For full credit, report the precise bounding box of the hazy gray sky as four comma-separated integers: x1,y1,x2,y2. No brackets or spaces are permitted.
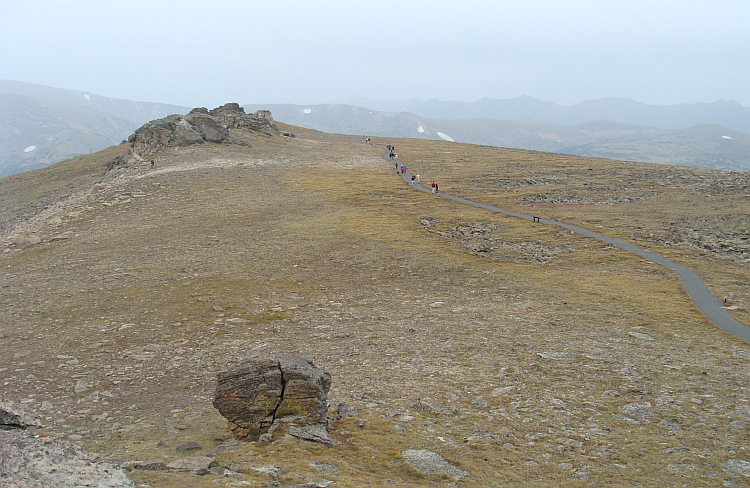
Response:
2,0,748,107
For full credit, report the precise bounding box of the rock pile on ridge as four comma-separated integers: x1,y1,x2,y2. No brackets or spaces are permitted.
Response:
109,103,280,168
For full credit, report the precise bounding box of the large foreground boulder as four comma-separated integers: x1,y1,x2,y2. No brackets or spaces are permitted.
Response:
213,353,332,443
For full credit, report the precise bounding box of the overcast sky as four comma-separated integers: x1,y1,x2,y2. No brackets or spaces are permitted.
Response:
1,0,748,108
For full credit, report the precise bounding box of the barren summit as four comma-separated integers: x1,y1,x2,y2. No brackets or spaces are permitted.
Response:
1,105,750,487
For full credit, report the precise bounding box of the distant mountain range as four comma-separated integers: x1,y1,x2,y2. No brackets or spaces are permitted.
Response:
340,96,750,135
0,80,188,177
245,102,750,171
2,79,749,176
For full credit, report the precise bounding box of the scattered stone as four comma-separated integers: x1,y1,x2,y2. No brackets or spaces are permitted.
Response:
659,419,683,432
612,414,641,424
0,430,135,487
309,460,340,475
74,379,91,393
735,404,750,420
538,351,577,360
336,402,361,418
225,317,250,325
166,456,219,475
401,449,470,480
491,386,514,396
289,424,340,447
175,440,204,453
470,396,489,408
214,353,331,442
121,460,168,471
628,331,655,341
409,398,449,415
618,402,654,423
723,459,750,477
557,437,584,448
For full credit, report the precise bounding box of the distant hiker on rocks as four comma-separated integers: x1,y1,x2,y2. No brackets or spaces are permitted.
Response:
150,159,154,168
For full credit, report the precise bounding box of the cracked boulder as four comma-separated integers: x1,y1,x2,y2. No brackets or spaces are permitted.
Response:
213,353,331,442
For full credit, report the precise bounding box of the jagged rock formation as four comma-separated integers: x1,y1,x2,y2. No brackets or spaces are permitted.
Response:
0,430,136,488
110,103,280,168
213,353,333,444
0,399,135,487
1,397,42,430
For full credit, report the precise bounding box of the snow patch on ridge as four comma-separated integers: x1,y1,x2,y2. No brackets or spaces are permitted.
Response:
83,93,91,101
24,146,37,153
302,108,312,114
722,135,733,140
417,125,425,133
437,132,454,142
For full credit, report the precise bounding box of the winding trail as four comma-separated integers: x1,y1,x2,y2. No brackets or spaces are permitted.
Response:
381,146,750,343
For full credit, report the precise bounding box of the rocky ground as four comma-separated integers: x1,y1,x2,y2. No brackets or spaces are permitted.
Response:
1,120,750,487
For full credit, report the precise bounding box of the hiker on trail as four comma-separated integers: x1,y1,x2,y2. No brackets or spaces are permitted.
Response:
431,182,436,193
416,174,420,183
400,165,406,174
435,182,439,193
411,175,415,186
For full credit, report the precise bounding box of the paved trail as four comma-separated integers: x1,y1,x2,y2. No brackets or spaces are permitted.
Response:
381,146,750,343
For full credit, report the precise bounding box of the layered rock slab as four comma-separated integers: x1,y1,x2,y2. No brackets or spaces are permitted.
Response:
213,353,331,442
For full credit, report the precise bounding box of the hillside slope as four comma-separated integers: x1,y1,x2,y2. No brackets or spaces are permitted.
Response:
0,80,189,177
1,113,750,487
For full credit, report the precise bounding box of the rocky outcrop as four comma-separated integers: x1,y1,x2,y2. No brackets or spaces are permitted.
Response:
109,103,280,167
1,396,42,430
1,399,134,487
0,430,135,487
213,353,333,444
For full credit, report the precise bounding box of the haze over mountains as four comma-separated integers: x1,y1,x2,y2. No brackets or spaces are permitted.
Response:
245,102,750,171
2,79,750,177
0,80,188,177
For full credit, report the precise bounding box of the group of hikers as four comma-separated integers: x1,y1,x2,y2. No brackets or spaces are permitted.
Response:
386,144,439,193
